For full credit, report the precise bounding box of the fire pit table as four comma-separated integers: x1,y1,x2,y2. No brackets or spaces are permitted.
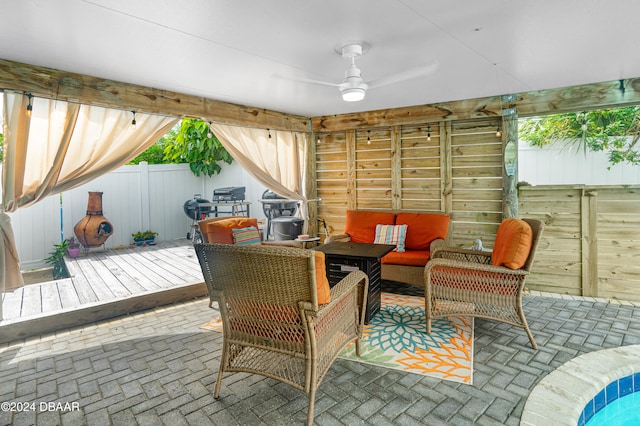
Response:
313,241,395,324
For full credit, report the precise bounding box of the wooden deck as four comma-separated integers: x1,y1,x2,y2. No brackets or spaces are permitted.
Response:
0,239,207,344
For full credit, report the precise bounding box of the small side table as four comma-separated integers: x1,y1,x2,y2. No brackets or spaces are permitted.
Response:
294,236,320,249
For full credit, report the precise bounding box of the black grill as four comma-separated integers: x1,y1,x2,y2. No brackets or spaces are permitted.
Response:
183,195,212,220
213,186,246,202
259,190,299,240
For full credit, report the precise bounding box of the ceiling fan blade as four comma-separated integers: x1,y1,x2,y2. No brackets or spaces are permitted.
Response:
295,77,342,88
368,61,439,89
273,73,341,88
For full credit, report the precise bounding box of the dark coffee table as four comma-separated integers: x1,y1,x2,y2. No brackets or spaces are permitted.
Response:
313,241,395,323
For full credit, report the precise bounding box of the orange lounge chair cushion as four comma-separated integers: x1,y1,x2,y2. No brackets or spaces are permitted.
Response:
344,210,396,243
314,251,331,304
382,250,430,267
491,218,533,269
395,212,450,251
204,217,260,244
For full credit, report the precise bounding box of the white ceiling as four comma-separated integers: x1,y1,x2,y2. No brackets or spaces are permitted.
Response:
2,0,640,117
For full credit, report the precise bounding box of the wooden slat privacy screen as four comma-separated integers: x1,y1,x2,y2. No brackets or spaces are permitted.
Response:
519,185,640,302
316,117,503,247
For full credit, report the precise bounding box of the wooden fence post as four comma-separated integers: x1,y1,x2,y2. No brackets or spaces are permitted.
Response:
391,126,402,211
346,130,357,210
581,189,599,297
304,132,318,237
440,121,453,215
502,107,519,218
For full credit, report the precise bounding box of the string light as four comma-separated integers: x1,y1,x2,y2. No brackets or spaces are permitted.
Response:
267,128,272,139
496,126,502,137
367,130,371,144
207,121,213,139
131,110,137,130
26,93,33,116
581,111,588,131
427,125,431,142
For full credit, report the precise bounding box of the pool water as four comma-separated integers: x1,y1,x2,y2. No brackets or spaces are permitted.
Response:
587,391,640,425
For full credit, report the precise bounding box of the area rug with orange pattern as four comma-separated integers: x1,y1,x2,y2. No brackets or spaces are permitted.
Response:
339,292,473,384
200,292,473,385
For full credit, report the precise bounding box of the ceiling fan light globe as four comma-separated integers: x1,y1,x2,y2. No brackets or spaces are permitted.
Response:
342,88,366,102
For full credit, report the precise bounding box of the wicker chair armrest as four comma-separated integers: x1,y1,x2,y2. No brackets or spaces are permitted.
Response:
317,270,368,321
431,246,493,264
425,257,529,277
325,233,351,243
262,240,303,248
430,238,446,251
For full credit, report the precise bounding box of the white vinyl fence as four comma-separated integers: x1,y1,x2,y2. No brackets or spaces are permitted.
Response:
2,162,269,270
519,141,640,186
4,142,639,270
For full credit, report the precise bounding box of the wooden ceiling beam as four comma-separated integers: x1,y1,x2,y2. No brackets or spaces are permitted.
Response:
311,78,640,132
0,58,310,132
3,58,639,135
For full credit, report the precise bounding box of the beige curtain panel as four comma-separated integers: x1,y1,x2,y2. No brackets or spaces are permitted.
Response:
1,92,179,295
209,123,310,225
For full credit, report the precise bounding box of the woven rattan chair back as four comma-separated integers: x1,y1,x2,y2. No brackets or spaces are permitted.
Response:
194,243,368,425
425,218,545,349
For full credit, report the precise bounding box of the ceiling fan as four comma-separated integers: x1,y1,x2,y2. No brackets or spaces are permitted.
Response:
298,41,438,102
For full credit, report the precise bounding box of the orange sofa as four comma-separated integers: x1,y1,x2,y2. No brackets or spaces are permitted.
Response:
327,210,450,286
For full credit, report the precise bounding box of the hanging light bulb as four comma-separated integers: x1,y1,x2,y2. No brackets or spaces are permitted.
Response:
581,111,588,131
496,127,502,137
26,93,33,116
367,130,371,144
131,110,137,130
267,128,272,139
207,121,213,139
427,125,432,142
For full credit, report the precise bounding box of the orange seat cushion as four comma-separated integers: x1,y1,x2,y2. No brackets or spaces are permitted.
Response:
344,210,396,243
491,218,533,269
203,217,259,244
395,212,450,250
381,250,430,267
314,251,331,304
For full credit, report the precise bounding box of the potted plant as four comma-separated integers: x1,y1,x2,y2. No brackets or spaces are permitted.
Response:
132,230,158,246
143,230,158,245
44,239,69,279
66,237,81,258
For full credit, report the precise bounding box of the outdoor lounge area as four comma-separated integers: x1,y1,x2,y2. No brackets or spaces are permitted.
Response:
1,258,640,424
3,1,640,425
1,237,640,424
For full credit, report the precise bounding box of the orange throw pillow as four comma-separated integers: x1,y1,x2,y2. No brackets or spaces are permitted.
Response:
204,217,259,244
314,251,331,304
344,210,396,243
491,218,533,269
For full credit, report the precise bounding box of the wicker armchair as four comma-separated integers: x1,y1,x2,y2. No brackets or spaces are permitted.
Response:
194,243,369,426
424,218,544,349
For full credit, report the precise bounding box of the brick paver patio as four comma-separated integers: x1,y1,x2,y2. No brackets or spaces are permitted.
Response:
2,282,640,425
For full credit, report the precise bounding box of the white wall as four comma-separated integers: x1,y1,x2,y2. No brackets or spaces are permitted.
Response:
519,141,640,186
2,161,269,270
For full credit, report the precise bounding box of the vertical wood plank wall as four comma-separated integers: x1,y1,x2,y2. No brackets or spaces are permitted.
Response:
316,117,503,246
519,185,640,302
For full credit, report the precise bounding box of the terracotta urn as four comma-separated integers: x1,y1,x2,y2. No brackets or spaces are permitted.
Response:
74,191,114,248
